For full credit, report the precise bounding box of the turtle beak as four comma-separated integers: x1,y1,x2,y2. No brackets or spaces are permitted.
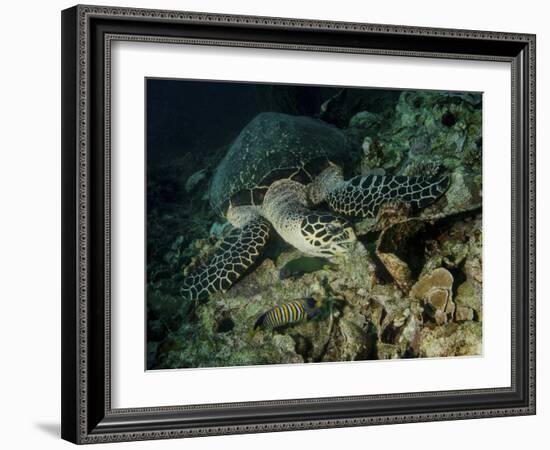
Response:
330,227,356,255
339,226,356,244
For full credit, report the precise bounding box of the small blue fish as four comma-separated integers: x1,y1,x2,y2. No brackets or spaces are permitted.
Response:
254,298,321,330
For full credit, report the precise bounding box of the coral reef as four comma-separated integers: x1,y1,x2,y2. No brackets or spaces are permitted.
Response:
147,87,483,369
411,268,455,325
349,90,482,178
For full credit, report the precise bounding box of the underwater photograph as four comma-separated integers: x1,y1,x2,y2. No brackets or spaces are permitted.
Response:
146,79,483,370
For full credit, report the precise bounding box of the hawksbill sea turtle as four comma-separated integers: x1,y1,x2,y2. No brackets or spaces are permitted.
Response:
181,112,450,300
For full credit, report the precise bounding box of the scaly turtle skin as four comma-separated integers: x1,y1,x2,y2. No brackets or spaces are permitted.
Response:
308,164,449,218
180,216,270,301
181,112,449,300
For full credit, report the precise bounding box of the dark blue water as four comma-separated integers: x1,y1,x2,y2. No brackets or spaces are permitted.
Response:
146,79,340,167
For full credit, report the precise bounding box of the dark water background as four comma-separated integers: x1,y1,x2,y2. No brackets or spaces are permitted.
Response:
147,79,342,167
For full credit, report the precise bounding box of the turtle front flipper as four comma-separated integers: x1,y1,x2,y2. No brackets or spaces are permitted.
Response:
327,175,450,218
310,166,450,219
181,216,271,300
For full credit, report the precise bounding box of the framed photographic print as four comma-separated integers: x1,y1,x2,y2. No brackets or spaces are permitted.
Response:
61,4,536,444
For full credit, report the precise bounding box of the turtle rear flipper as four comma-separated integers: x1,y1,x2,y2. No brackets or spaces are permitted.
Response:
326,175,450,218
181,216,271,300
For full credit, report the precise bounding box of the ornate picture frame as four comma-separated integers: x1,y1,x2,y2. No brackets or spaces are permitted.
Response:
61,4,535,444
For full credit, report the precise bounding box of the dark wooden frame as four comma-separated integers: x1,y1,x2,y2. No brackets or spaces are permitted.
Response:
61,4,536,444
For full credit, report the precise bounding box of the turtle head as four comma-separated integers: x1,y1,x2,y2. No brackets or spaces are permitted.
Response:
300,213,356,257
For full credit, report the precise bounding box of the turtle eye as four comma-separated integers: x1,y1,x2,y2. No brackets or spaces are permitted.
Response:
326,222,343,235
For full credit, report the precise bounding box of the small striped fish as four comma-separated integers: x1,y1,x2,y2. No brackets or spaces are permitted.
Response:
254,298,321,330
